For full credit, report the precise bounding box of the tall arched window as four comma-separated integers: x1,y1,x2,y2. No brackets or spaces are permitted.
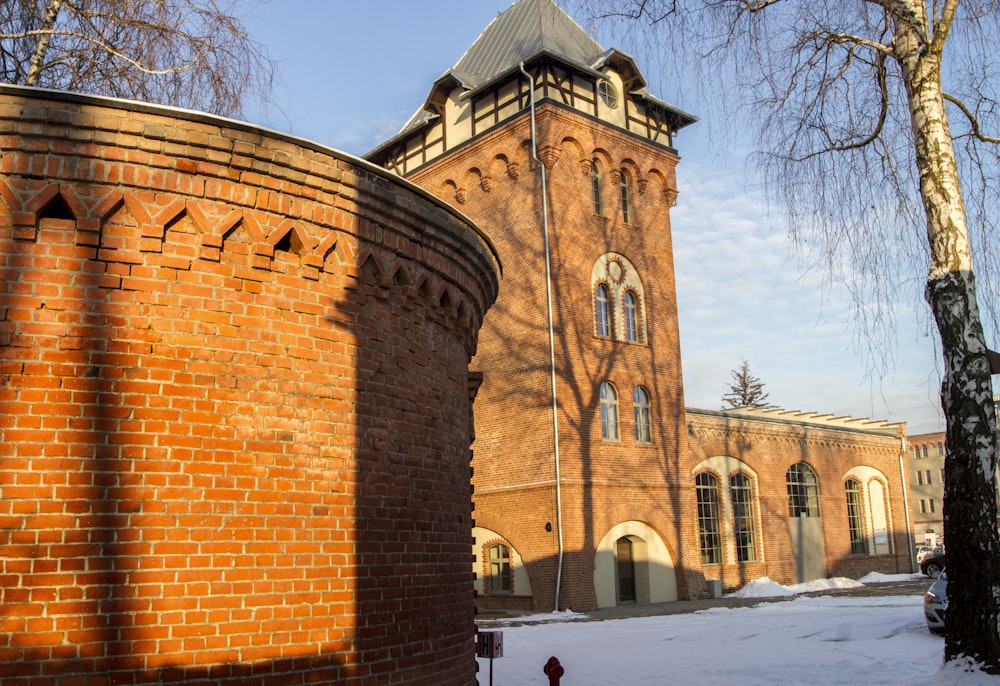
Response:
487,543,512,593
786,462,820,518
592,253,646,344
591,158,603,215
633,386,652,444
845,479,868,555
599,381,619,441
696,472,722,564
595,283,611,338
619,169,631,224
624,290,638,342
730,473,757,562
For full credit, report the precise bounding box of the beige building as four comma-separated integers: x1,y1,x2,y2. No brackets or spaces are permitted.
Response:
908,432,946,547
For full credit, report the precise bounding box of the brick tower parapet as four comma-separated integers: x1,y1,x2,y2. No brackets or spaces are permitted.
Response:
0,86,499,685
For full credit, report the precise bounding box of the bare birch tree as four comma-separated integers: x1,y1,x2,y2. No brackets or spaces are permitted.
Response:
573,0,1000,670
0,0,275,117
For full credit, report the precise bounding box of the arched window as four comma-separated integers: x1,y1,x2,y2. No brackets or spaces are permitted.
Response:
937,442,944,456
696,472,722,564
595,283,611,338
845,479,868,555
633,386,652,444
624,290,638,342
730,473,757,562
786,462,820,518
599,381,619,441
591,158,603,215
591,253,646,345
619,169,631,224
922,445,928,458
487,543,512,593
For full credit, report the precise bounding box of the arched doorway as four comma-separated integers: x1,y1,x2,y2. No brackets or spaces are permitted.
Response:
616,537,637,603
594,521,677,608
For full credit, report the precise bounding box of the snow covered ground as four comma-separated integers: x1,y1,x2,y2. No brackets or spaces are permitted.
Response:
475,574,998,685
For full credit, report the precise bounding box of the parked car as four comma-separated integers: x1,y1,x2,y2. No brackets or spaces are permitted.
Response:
922,553,946,578
924,570,947,634
917,545,944,565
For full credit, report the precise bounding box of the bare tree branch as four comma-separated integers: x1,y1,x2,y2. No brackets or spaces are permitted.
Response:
0,0,276,118
945,92,1000,144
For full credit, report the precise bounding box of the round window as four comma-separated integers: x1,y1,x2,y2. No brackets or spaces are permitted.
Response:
598,81,619,109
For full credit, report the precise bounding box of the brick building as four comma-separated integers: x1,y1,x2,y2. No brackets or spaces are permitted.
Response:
367,0,914,611
0,87,499,684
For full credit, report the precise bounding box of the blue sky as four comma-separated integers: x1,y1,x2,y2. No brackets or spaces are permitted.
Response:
242,1,946,434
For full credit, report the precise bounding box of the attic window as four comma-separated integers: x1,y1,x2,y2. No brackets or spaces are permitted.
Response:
598,81,618,109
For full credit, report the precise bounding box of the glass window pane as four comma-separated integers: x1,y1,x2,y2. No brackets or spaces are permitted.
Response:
600,382,619,441
696,472,722,564
624,290,637,342
633,386,651,444
845,480,868,555
786,463,820,518
596,284,611,338
730,473,757,562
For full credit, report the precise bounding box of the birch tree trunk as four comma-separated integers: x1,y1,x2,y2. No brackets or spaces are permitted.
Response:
895,4,1000,669
24,0,63,87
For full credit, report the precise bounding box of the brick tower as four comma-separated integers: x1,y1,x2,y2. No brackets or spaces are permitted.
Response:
368,0,704,611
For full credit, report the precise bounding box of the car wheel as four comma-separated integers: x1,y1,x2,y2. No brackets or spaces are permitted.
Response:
925,562,943,578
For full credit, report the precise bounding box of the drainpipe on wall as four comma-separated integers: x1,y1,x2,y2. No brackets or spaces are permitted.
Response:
520,61,564,612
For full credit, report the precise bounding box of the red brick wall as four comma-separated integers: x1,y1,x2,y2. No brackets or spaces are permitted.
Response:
687,410,913,591
404,100,912,609
409,104,703,610
0,87,498,685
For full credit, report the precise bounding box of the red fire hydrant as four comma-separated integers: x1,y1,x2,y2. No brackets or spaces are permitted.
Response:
543,656,564,685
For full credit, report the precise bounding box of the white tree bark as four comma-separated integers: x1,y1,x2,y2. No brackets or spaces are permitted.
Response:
894,0,1000,667
24,0,64,87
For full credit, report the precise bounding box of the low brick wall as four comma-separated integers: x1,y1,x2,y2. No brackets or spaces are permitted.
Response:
0,87,499,685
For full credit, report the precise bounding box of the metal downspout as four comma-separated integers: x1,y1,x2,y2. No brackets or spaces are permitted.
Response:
520,62,564,612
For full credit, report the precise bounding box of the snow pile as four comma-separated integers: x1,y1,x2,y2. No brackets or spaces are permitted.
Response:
724,575,865,598
725,576,797,598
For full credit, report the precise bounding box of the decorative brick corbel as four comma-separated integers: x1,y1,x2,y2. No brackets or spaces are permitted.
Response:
664,188,679,206
506,162,519,180
538,145,561,168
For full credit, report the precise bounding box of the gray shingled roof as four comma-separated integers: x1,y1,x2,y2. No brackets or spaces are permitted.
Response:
450,0,606,89
367,0,697,158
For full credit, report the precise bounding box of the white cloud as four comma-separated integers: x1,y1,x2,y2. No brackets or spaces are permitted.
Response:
671,155,945,432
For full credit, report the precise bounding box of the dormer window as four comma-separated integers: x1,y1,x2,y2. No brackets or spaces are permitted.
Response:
598,80,618,109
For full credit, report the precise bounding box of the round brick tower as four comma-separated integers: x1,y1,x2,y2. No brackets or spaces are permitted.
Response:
0,86,499,685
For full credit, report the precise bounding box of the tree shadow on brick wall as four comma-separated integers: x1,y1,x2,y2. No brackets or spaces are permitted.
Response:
465,140,696,611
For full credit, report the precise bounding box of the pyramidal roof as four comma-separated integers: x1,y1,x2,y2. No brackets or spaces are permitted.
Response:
368,0,696,158
450,0,606,89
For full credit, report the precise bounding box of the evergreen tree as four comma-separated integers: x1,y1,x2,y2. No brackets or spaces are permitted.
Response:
722,360,769,408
